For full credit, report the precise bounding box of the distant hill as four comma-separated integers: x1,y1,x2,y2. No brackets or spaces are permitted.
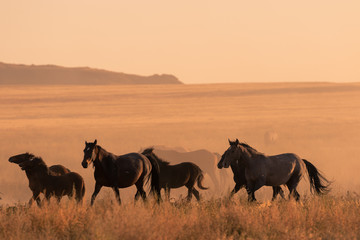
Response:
0,62,182,85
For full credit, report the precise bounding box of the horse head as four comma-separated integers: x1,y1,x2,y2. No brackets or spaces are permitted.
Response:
218,139,245,169
8,153,34,165
82,139,97,168
17,156,48,173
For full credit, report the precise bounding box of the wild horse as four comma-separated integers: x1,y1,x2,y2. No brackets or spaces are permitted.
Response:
82,140,161,205
9,153,73,205
218,139,330,201
9,153,85,205
142,148,208,201
218,151,285,201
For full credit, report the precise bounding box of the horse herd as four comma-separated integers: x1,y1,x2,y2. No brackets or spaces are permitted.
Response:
8,139,331,206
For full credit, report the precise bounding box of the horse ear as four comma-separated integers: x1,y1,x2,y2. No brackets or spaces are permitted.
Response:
85,141,88,145
94,139,97,145
228,139,231,145
235,139,239,145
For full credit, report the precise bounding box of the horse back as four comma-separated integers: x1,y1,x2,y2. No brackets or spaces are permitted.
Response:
115,152,151,172
266,153,302,170
47,172,85,196
260,153,304,185
49,165,71,176
160,162,202,188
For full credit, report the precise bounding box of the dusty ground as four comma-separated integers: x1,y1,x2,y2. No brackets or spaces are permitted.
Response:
1,82,360,204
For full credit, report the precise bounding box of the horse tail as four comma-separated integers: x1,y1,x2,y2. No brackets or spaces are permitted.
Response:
303,159,331,195
197,172,209,190
81,180,85,199
147,156,161,201
74,174,85,202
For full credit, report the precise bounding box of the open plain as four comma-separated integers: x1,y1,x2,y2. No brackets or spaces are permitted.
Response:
1,82,360,239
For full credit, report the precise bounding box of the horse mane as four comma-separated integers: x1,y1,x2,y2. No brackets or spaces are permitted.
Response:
142,147,170,166
32,156,49,168
239,142,265,156
95,145,116,159
25,152,35,159
23,155,51,175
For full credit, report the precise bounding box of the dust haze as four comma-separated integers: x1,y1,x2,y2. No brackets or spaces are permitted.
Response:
1,83,360,204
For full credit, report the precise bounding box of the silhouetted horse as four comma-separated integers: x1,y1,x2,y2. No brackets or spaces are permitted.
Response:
9,153,85,205
218,139,330,201
82,140,161,205
218,142,285,201
9,153,72,205
142,148,208,201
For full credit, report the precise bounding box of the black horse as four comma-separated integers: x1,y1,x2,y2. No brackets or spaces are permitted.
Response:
142,148,208,201
9,153,72,205
9,153,85,205
82,140,161,205
218,139,285,201
218,139,330,201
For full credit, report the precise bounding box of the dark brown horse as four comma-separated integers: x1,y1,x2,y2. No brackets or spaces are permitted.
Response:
218,141,285,201
218,139,330,201
142,148,208,201
9,153,85,205
82,140,161,205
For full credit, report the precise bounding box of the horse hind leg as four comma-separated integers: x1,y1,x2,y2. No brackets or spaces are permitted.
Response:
286,174,301,201
272,186,285,201
135,190,141,201
186,187,193,201
192,188,200,201
135,182,147,202
75,185,85,204
165,187,171,201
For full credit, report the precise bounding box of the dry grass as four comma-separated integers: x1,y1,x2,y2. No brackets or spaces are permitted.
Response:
1,194,359,240
1,83,360,239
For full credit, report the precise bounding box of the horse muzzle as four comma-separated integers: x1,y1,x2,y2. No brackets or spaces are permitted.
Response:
81,160,89,168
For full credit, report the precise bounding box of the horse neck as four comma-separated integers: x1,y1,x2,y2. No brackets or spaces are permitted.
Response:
148,154,168,170
157,161,168,171
94,146,112,164
26,167,50,183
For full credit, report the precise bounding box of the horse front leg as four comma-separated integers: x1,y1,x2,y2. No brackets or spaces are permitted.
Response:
44,191,52,205
246,178,265,202
29,191,41,206
230,183,243,198
112,187,121,205
91,182,102,206
246,185,256,202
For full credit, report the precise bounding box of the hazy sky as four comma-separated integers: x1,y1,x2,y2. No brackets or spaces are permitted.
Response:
1,1,359,84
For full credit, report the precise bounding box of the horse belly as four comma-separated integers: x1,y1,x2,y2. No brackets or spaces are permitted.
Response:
117,169,142,188
160,169,190,189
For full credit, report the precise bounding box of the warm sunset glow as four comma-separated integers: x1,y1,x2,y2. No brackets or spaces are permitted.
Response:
1,1,359,83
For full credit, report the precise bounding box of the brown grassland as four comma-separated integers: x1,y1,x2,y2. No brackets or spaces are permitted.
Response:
1,83,360,239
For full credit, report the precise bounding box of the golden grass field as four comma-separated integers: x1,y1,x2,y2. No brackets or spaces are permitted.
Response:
1,82,360,239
